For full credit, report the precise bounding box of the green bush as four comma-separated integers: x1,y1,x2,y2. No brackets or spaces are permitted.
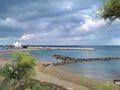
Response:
0,51,36,81
0,78,66,90
0,81,10,90
0,79,49,90
93,81,117,90
0,51,67,90
23,80,49,90
22,46,28,49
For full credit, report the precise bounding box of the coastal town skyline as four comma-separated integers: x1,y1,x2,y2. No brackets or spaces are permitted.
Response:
0,0,120,45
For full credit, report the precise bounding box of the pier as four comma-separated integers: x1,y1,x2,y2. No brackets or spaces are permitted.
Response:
28,47,95,51
46,47,95,50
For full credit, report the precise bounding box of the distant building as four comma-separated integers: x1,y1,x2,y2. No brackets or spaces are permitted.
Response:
13,41,22,48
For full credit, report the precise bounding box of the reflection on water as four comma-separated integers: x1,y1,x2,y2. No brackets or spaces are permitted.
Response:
58,60,120,80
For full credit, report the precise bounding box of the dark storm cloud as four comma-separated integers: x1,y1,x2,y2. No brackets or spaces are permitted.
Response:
0,0,119,45
0,0,102,20
0,26,25,38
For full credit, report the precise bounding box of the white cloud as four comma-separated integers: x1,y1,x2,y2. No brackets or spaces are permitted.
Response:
53,37,82,45
84,34,96,40
20,34,34,40
80,15,105,31
0,37,10,40
109,37,120,45
0,0,119,45
0,17,17,26
73,37,81,41
0,17,29,30
64,37,82,41
63,3,73,9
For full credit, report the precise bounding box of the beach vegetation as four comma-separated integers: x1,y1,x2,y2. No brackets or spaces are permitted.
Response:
0,51,67,90
22,45,28,48
93,81,117,90
0,78,67,90
0,51,36,81
99,0,120,23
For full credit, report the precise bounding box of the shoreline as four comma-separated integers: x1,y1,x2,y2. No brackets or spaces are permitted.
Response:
0,52,106,90
37,62,105,89
0,58,105,90
0,47,95,52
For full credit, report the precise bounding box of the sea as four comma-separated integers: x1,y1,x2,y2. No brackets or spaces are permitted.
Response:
2,45,120,80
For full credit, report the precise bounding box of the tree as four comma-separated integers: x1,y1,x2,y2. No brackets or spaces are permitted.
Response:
100,0,120,22
1,51,36,81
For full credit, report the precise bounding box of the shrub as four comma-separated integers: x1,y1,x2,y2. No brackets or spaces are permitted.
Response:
0,81,10,90
0,51,36,81
0,51,67,90
22,46,28,49
0,78,67,90
93,81,117,90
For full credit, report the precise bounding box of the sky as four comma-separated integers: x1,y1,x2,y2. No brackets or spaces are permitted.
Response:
0,0,120,45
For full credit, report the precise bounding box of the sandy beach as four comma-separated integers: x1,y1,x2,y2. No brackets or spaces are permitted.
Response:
0,56,106,90
36,62,106,90
0,50,108,90
0,51,107,90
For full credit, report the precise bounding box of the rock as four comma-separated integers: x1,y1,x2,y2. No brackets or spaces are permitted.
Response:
53,54,120,66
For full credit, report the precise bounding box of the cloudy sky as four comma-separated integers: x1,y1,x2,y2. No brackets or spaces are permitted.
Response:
0,0,120,45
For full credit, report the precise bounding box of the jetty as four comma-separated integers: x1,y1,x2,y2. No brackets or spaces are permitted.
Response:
45,47,95,50
28,47,95,51
52,55,120,66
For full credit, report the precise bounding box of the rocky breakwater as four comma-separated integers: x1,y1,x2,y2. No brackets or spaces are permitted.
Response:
52,55,120,66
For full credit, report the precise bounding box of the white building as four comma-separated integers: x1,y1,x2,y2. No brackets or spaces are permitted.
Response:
13,41,22,48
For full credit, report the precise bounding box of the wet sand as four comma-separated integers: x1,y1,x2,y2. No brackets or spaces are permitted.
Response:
35,61,106,90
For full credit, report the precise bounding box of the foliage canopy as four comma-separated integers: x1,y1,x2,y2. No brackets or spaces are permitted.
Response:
101,0,120,22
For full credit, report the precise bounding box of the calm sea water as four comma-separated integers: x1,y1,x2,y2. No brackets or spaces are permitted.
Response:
3,46,120,80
